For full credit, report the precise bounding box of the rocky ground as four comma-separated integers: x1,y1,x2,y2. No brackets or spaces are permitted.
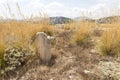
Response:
3,30,120,80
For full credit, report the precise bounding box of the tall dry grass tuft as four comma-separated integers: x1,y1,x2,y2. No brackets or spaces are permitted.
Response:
72,21,95,47
98,25,120,56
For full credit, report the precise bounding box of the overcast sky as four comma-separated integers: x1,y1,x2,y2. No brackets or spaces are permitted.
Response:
0,0,120,19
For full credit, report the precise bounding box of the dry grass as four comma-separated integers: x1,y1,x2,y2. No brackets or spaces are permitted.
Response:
0,20,53,58
0,3,53,47
0,42,5,71
64,21,95,30
98,24,120,56
64,22,76,30
100,23,120,28
0,3,55,71
0,20,54,76
72,21,95,47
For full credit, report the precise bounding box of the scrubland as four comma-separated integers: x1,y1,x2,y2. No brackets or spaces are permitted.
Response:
0,4,120,80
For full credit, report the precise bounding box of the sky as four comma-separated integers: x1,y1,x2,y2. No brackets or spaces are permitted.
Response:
0,0,120,19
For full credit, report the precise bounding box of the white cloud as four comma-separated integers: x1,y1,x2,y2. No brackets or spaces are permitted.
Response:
75,0,120,19
0,1,5,3
46,2,63,8
89,1,120,18
45,2,68,17
0,0,120,19
0,0,24,3
99,0,120,3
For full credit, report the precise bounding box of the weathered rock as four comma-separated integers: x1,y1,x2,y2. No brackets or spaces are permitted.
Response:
34,32,51,64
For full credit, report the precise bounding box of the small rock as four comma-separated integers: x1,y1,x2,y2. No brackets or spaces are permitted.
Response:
68,75,73,79
49,78,53,80
84,70,90,74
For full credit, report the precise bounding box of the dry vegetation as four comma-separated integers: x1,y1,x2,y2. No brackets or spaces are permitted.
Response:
98,23,120,56
72,21,95,47
0,3,120,80
0,17,120,80
0,20,53,45
0,13,54,78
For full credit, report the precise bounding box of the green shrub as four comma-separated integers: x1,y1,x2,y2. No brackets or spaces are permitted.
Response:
0,46,32,75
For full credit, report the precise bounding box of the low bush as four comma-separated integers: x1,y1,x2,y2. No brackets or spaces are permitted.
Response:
0,46,32,76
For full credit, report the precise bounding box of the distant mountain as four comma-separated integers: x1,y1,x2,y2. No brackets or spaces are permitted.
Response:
50,16,73,24
74,16,120,23
97,16,120,24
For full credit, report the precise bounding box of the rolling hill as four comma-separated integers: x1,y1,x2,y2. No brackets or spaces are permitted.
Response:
50,16,73,24
97,16,120,23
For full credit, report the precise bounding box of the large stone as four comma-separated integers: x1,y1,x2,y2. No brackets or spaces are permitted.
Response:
34,32,51,64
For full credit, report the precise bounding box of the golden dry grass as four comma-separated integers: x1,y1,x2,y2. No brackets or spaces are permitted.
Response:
0,20,53,48
98,23,120,56
64,21,95,30
100,23,120,28
72,21,95,47
0,19,54,70
0,42,5,58
64,22,76,30
0,42,5,68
